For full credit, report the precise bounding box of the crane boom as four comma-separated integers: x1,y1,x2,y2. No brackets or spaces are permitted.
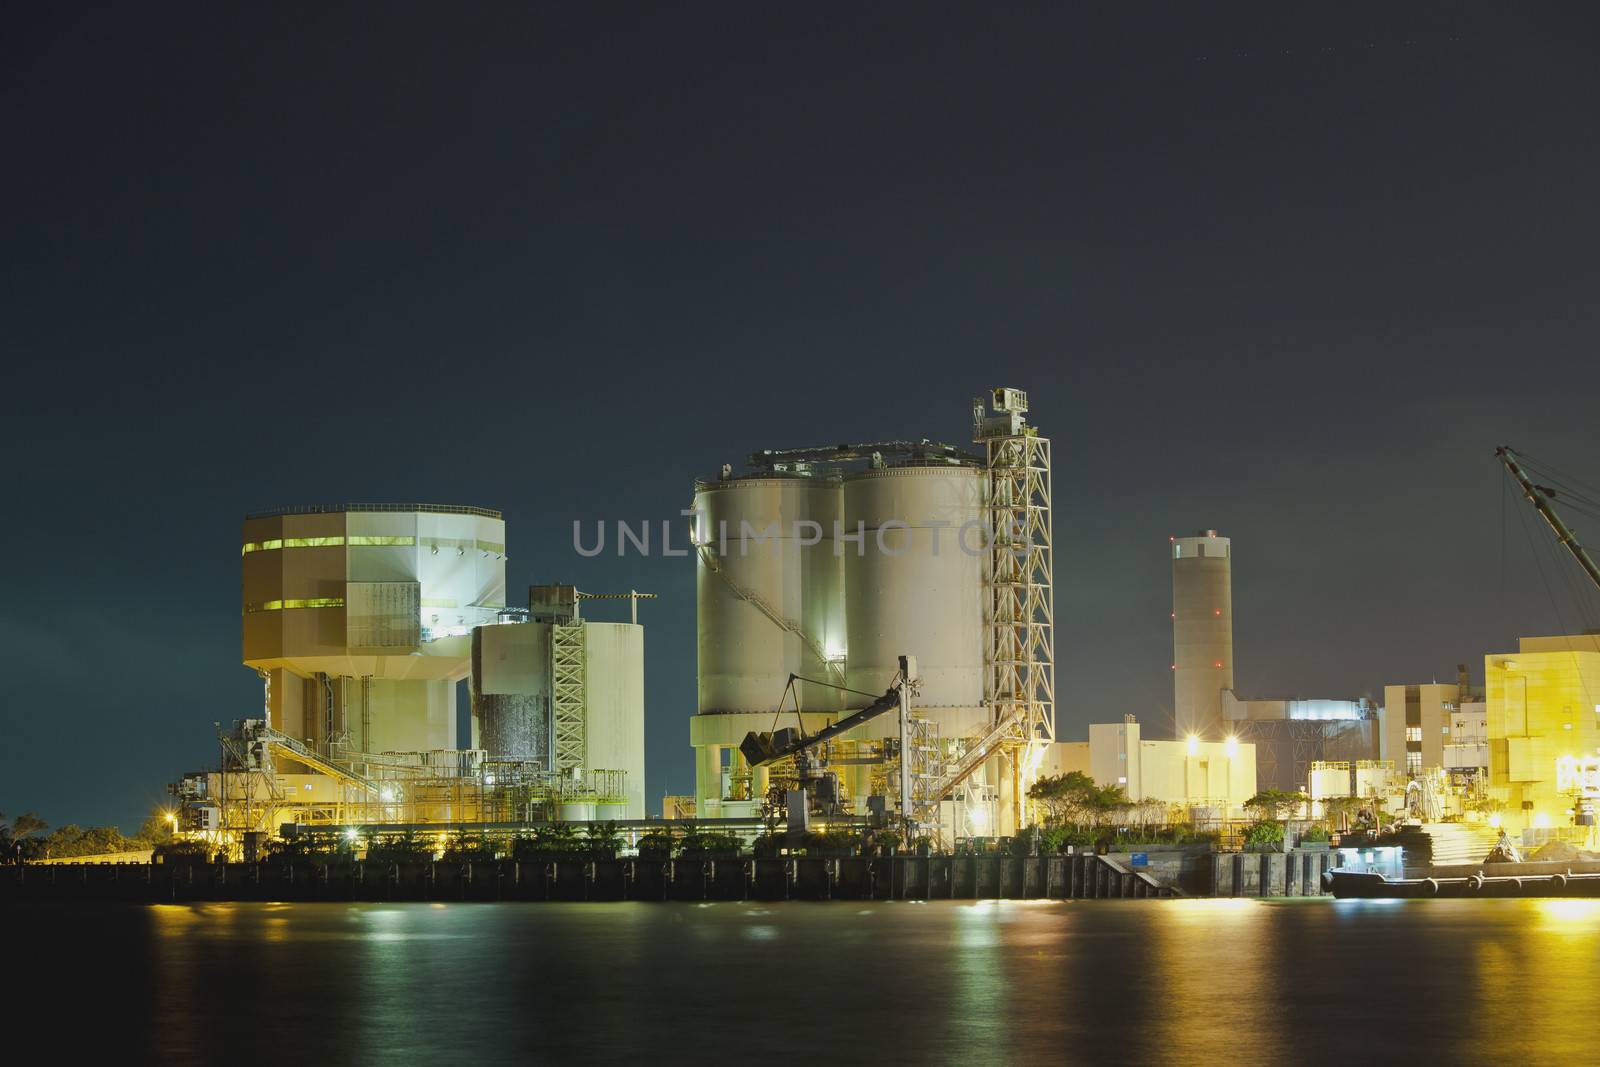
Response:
1497,446,1600,596
740,679,904,768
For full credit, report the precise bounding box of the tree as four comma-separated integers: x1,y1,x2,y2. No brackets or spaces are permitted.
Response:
1244,790,1309,821
136,814,176,847
33,824,142,859
1028,773,1128,828
1,812,48,862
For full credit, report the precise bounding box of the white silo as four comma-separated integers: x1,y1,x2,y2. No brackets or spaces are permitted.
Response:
689,474,845,812
471,616,647,818
842,464,987,738
1172,529,1233,741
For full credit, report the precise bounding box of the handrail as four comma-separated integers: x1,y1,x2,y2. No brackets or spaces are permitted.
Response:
257,726,380,796
245,503,502,520
927,707,1026,804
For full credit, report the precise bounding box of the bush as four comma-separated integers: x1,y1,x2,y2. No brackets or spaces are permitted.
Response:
1086,826,1218,851
803,829,858,855
364,833,437,863
153,840,214,865
1298,825,1331,845
442,839,502,862
636,830,674,859
585,821,621,851
680,828,742,855
513,824,585,859
1243,820,1285,851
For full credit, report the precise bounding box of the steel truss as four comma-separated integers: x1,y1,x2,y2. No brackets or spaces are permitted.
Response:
551,620,588,774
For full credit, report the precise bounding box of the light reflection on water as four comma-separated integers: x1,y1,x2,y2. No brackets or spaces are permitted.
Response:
21,899,1600,1065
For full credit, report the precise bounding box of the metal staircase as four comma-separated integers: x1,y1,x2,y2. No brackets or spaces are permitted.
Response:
926,708,1026,807
253,723,379,797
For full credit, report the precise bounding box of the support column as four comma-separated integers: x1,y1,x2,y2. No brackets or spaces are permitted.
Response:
696,744,722,814
998,750,1019,837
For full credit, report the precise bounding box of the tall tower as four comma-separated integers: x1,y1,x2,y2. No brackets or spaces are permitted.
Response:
1172,529,1232,740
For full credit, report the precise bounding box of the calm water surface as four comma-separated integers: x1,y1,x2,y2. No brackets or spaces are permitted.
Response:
18,898,1598,1064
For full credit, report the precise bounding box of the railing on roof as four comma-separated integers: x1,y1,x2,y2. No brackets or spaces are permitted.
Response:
245,503,502,520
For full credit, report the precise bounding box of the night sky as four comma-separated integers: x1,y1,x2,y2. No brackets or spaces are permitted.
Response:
4,4,1599,829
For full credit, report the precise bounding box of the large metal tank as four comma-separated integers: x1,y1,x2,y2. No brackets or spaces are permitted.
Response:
843,465,987,736
694,475,845,715
470,620,646,817
470,622,550,763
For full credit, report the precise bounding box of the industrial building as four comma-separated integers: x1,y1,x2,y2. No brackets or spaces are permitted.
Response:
242,503,508,752
1046,717,1257,817
689,388,1055,840
1170,528,1380,794
472,585,647,818
173,504,649,849
1380,667,1487,785
1484,633,1600,829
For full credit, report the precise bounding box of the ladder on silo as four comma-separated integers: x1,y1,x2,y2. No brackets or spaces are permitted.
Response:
551,620,588,775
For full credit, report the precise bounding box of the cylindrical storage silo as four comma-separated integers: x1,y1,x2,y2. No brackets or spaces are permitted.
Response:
558,800,596,822
694,476,845,715
843,465,987,738
471,623,551,763
594,801,629,822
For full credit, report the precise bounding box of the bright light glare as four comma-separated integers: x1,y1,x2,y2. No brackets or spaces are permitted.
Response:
344,828,359,843
1225,736,1237,756
1488,813,1502,828
1186,735,1199,756
1535,812,1552,829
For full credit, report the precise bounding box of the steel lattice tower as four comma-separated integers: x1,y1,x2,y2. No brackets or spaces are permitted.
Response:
976,389,1056,771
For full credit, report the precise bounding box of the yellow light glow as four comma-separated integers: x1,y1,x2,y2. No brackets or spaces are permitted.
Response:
1535,812,1552,829
1186,735,1199,756
1488,813,1502,829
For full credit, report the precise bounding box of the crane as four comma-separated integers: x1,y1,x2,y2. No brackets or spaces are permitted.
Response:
740,654,920,833
1497,446,1600,596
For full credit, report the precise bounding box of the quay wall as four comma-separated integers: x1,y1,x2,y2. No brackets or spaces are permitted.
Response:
0,850,1335,903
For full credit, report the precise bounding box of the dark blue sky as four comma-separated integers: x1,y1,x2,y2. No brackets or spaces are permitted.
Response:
4,4,1599,828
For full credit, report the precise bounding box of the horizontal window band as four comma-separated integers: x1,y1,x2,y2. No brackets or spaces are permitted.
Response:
241,536,502,555
245,597,345,613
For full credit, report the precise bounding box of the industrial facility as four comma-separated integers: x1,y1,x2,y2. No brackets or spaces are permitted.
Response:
173,503,648,854
690,387,1055,842
1170,528,1381,793
163,388,1054,856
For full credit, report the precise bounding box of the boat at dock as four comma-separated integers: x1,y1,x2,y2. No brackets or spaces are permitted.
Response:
1326,864,1600,898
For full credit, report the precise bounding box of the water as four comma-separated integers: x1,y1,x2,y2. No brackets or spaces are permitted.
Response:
20,898,1599,1063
